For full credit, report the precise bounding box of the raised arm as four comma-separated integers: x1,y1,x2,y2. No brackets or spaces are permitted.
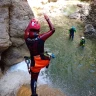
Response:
39,14,55,41
44,14,55,33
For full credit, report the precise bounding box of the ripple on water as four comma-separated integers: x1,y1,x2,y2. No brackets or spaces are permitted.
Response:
89,69,95,73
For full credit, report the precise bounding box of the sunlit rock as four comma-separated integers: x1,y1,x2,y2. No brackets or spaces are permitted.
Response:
0,0,34,67
0,7,12,53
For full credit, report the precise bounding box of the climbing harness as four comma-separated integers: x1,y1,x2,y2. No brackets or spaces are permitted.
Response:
24,56,31,74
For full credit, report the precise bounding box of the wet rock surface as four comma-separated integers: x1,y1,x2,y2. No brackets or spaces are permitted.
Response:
17,84,65,96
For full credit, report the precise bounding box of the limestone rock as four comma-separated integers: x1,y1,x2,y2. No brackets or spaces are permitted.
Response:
84,24,96,39
84,1,96,39
0,0,34,67
2,47,24,66
85,3,96,28
0,0,11,7
69,12,81,19
85,24,96,33
10,37,25,47
0,7,12,52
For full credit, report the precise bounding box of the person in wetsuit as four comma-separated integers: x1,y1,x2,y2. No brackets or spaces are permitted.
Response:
24,14,55,96
69,26,76,40
80,36,85,47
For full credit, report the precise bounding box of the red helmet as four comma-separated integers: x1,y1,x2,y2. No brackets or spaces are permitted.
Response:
29,19,40,31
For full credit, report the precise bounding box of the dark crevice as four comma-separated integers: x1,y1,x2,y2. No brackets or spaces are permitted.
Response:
0,59,5,73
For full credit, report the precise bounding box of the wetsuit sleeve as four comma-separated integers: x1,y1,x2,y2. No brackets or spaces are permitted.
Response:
39,14,55,41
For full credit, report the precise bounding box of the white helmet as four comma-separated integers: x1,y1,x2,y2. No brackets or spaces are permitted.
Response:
81,36,84,39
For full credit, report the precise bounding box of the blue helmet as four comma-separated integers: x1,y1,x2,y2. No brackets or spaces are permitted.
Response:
71,26,76,30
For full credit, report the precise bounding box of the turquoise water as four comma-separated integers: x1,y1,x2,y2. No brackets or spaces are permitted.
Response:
46,32,96,96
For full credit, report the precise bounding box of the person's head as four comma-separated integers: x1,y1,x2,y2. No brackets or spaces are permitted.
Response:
29,18,40,33
28,19,40,38
71,26,76,30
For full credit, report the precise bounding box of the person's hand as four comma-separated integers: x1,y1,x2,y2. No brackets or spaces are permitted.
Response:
44,14,49,21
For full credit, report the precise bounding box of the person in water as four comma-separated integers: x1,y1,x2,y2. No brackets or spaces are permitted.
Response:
69,26,76,40
80,36,85,47
24,14,55,96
